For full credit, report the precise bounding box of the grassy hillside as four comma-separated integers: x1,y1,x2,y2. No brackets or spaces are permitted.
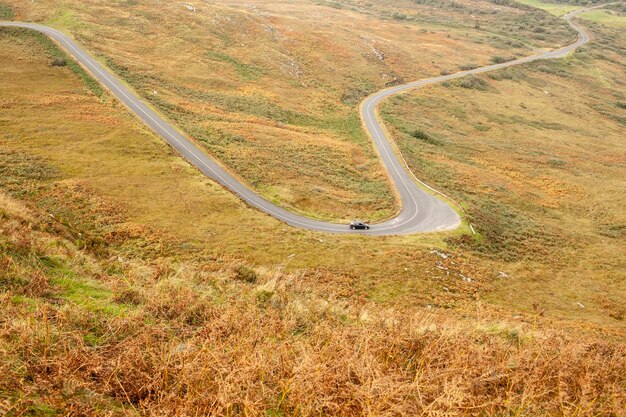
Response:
2,0,578,221
380,17,626,323
2,187,624,415
1,1,625,415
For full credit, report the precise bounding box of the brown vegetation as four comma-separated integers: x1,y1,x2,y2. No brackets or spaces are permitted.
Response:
1,190,625,416
1,1,625,415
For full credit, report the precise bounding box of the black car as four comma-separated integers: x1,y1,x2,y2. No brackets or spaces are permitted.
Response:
350,220,370,230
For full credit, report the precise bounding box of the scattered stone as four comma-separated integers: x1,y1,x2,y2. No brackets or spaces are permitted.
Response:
371,45,385,62
280,57,304,79
498,271,509,279
461,274,472,283
262,23,282,41
430,249,449,259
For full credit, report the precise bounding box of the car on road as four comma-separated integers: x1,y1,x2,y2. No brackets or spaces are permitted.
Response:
350,220,370,230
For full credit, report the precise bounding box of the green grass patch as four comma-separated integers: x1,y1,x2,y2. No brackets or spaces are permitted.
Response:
206,50,264,80
579,10,626,28
0,2,14,19
41,256,133,317
0,147,58,198
514,0,581,16
54,275,131,316
23,404,60,417
45,8,82,31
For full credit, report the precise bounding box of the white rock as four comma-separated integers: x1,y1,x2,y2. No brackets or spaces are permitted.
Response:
430,249,449,259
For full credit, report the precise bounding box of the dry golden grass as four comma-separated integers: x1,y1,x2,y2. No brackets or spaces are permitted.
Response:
2,0,576,220
0,26,477,308
380,20,626,324
1,189,625,416
1,4,626,415
1,0,624,327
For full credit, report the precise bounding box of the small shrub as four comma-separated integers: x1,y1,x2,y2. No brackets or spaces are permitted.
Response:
392,12,407,20
456,75,489,91
459,63,479,71
410,129,442,146
490,55,514,64
535,64,556,74
256,289,274,306
534,64,569,78
341,86,371,105
410,129,429,141
548,158,566,167
50,56,67,67
234,265,258,283
488,68,519,81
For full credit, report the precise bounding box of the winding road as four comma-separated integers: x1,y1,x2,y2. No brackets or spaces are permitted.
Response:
0,4,612,235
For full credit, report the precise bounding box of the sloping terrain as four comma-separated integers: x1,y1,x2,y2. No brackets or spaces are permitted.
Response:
381,14,626,324
2,186,624,415
1,1,625,415
2,0,583,221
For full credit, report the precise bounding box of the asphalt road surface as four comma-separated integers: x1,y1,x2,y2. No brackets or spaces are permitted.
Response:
0,4,611,235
